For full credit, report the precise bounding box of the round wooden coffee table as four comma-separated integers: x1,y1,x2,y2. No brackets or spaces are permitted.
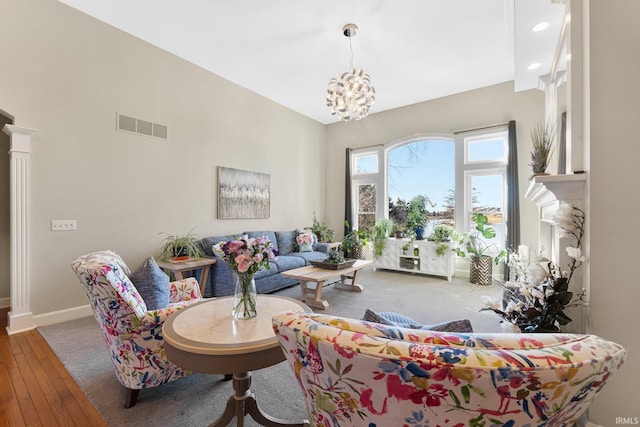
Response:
163,295,310,427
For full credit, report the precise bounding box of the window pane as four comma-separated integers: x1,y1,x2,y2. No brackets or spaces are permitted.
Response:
387,140,455,227
355,155,378,174
357,214,376,232
470,174,503,250
467,137,505,162
357,184,376,231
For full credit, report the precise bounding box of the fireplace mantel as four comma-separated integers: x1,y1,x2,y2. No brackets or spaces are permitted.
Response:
525,173,586,207
524,173,586,334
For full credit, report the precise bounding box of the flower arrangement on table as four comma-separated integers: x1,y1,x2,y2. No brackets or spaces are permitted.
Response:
214,235,277,319
482,202,586,332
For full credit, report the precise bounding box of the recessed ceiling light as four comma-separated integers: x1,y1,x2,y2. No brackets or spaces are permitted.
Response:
528,62,541,70
532,21,550,32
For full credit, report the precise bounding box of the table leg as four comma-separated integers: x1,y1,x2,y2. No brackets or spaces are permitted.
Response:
335,269,364,292
299,280,329,310
199,266,211,296
210,372,308,427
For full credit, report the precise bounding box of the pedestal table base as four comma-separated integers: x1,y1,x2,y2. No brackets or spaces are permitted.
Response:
211,371,309,427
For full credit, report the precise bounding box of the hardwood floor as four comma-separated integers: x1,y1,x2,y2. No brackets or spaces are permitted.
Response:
0,308,106,426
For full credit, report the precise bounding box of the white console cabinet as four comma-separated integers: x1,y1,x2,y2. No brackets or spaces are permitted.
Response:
374,238,455,281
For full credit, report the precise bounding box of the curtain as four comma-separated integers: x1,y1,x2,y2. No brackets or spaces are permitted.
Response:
558,112,567,174
344,148,353,236
505,120,520,280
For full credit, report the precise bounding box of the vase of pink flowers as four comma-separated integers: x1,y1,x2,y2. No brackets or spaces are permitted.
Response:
296,233,314,252
214,235,277,319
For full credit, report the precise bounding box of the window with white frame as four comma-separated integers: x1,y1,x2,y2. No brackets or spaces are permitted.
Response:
459,130,508,253
350,148,384,231
347,128,508,251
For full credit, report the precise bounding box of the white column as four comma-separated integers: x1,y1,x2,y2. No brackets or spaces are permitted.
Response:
2,124,36,335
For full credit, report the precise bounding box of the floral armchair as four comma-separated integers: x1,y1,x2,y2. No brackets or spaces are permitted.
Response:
273,311,626,427
70,250,203,408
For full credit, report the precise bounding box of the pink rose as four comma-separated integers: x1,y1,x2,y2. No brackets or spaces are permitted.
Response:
235,253,254,272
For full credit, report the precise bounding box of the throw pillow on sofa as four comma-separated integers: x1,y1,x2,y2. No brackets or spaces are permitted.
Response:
130,256,170,310
294,229,318,252
275,230,296,255
363,309,473,333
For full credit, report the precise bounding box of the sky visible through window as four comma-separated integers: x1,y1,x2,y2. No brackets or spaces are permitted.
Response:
388,140,454,211
388,139,502,212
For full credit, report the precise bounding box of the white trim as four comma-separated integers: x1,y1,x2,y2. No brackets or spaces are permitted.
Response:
0,296,9,308
464,130,509,165
2,124,37,335
33,304,93,328
5,311,34,335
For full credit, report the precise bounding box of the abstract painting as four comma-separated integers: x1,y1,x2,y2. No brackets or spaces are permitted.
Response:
217,166,270,219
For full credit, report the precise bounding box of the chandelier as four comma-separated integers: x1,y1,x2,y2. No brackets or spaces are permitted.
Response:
326,23,376,121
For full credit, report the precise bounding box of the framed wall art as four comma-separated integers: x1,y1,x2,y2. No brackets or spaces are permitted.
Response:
217,166,270,219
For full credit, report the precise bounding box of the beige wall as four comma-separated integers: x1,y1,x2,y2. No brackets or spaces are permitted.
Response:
0,0,633,422
587,0,640,423
0,0,325,315
325,81,545,252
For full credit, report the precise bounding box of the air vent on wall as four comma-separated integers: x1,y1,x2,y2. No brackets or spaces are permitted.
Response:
116,113,168,140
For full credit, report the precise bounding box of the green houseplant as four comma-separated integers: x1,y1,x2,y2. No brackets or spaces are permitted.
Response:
453,213,501,285
392,223,405,239
371,218,394,259
428,224,454,256
407,195,433,240
342,221,367,259
158,229,202,261
307,212,335,243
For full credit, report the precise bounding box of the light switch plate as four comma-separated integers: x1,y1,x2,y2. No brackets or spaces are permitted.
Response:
51,220,77,231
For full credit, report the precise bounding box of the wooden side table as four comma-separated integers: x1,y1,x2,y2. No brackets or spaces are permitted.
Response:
156,257,216,296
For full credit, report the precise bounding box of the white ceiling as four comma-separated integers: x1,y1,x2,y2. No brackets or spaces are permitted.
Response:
57,0,566,124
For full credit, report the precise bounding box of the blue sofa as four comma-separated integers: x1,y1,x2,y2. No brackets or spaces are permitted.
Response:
198,230,331,297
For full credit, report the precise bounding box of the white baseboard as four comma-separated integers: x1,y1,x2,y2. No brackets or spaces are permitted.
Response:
33,304,93,327
0,296,9,308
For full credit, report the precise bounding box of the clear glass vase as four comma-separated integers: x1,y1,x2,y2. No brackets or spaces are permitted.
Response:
232,272,257,320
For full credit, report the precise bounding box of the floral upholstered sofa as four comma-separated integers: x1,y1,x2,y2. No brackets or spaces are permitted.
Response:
199,230,331,297
273,311,626,427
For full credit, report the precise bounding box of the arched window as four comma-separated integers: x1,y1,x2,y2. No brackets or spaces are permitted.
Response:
348,128,508,254
387,138,455,234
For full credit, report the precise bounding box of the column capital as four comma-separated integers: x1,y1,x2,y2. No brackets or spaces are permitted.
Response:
3,124,37,155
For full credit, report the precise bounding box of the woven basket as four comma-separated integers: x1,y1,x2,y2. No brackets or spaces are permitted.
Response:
470,255,493,286
352,246,366,260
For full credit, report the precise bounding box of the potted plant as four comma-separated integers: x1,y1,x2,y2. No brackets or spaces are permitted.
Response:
392,223,405,239
407,195,433,240
307,212,335,243
370,218,394,259
401,243,411,255
453,213,501,285
158,229,202,261
342,221,367,259
529,121,555,177
428,224,454,256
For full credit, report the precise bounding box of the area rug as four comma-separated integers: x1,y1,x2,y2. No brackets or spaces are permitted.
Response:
38,268,503,426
